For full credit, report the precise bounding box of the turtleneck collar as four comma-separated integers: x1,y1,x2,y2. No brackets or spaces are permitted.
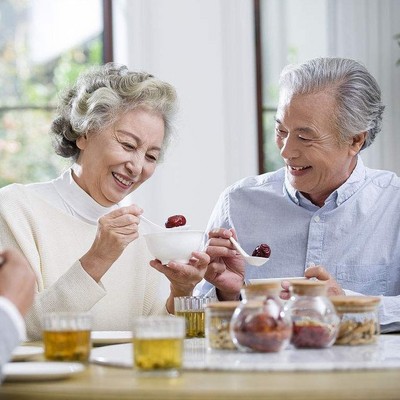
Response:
51,165,120,225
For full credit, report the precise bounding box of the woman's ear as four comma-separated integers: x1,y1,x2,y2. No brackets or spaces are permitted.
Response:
349,132,367,155
76,134,88,150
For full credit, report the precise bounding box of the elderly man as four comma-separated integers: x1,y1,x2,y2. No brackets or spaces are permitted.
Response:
0,249,35,382
199,57,400,333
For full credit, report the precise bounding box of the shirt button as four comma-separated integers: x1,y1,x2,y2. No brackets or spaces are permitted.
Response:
314,216,320,222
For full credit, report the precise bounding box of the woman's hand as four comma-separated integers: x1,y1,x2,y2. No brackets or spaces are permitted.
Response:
80,204,142,281
204,228,245,301
150,251,210,313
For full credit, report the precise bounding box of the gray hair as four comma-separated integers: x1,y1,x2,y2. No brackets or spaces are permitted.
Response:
51,63,178,161
279,57,385,150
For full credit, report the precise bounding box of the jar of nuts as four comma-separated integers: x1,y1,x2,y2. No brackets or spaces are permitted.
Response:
330,295,380,346
230,282,292,353
205,301,239,350
287,280,340,349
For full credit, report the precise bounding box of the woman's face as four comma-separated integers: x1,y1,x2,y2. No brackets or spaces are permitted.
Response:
275,91,364,207
74,108,165,206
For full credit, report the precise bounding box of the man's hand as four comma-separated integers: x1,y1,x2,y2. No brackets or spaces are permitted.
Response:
204,228,245,300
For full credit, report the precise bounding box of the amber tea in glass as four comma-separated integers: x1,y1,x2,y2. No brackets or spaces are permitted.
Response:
42,312,92,362
174,296,213,338
132,316,185,377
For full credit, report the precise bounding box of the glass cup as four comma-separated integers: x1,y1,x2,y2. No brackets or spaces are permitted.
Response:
174,296,214,338
132,316,185,377
42,312,92,362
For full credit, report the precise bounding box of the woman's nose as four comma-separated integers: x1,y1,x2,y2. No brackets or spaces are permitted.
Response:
125,154,144,175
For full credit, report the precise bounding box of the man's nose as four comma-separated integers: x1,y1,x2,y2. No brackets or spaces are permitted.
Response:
280,134,300,160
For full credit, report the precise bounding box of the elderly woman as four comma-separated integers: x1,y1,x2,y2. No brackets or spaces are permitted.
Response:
0,63,209,339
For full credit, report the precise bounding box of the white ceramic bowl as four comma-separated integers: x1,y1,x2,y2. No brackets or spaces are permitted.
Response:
144,230,205,264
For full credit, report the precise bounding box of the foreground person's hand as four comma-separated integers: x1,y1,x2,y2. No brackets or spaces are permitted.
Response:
0,249,36,316
80,204,143,281
204,228,245,301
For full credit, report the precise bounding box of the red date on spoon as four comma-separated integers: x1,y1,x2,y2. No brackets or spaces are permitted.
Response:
252,243,271,258
165,215,187,228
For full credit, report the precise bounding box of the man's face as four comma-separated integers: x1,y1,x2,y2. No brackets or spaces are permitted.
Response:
275,91,362,206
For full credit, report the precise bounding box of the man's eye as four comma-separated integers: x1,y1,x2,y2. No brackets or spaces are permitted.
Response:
275,128,287,138
298,135,311,141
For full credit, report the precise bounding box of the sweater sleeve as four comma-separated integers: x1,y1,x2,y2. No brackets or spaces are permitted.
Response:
25,261,106,340
0,185,107,340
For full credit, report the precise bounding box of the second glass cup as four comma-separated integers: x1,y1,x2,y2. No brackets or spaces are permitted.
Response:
132,316,185,377
174,296,214,338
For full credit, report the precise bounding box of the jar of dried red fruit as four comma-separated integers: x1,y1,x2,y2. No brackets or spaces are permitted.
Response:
286,280,340,349
230,282,292,353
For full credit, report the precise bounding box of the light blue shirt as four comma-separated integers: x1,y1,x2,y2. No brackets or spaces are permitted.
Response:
198,157,400,332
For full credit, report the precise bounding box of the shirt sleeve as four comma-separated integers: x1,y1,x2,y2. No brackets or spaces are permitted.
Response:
0,298,24,382
0,297,26,341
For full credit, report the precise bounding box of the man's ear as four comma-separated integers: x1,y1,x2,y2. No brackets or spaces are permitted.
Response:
349,132,367,155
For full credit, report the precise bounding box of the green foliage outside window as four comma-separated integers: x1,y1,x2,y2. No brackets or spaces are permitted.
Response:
0,0,102,187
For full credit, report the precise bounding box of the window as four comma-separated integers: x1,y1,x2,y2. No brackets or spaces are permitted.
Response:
255,0,400,174
0,0,111,187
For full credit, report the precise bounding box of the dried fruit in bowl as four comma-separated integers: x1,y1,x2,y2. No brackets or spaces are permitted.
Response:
165,215,187,228
252,243,271,258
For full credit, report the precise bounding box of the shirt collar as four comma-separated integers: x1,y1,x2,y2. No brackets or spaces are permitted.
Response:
51,165,119,225
284,155,366,208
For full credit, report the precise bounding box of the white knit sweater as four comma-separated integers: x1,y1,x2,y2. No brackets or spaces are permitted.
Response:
0,177,169,340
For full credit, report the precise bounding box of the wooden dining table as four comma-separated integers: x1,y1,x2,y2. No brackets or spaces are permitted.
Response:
1,335,400,400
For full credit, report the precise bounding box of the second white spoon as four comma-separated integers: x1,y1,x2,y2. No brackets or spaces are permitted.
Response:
229,237,269,267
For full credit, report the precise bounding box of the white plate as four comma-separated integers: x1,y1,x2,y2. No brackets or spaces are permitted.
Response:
3,362,85,382
248,277,306,284
91,331,132,345
11,345,44,361
90,343,132,368
90,336,400,372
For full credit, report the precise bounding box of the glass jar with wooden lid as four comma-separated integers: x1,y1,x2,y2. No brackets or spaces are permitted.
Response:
230,282,292,353
330,295,380,345
205,301,239,350
286,280,340,349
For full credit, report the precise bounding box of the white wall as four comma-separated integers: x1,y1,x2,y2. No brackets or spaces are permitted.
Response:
113,0,258,230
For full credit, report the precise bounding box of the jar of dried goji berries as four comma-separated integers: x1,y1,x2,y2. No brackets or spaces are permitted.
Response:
330,295,380,345
230,282,292,353
286,280,340,349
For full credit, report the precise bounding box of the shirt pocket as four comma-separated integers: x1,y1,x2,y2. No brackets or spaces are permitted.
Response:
335,264,388,296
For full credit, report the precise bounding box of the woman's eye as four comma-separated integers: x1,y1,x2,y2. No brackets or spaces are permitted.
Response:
122,142,136,150
146,154,158,162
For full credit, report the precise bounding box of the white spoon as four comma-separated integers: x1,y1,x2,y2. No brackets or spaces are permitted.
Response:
140,215,191,233
229,237,269,267
139,215,166,232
